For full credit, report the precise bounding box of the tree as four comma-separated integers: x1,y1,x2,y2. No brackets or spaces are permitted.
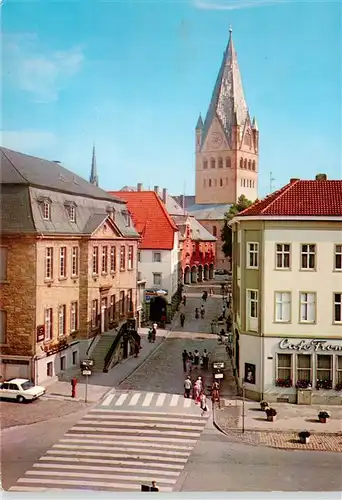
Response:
221,195,254,259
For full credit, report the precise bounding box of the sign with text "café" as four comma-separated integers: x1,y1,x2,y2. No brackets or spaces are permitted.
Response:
279,339,342,352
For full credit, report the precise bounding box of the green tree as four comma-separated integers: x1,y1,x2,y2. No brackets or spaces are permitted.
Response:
221,195,254,258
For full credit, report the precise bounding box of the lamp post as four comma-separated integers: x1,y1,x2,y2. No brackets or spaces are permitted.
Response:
242,383,246,434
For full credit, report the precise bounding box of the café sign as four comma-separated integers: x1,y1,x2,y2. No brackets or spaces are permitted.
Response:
279,339,342,352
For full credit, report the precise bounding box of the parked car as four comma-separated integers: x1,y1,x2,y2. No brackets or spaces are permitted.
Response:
0,378,46,403
215,269,229,275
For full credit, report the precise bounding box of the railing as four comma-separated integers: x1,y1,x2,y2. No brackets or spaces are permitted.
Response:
86,334,98,356
103,326,124,372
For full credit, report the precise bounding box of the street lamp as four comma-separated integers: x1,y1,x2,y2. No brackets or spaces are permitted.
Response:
242,383,246,434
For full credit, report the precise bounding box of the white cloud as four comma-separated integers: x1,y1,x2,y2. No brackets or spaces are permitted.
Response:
1,130,58,153
192,0,291,10
2,33,84,102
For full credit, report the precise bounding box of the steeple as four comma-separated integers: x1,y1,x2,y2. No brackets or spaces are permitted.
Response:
89,144,98,186
196,113,203,130
201,27,248,148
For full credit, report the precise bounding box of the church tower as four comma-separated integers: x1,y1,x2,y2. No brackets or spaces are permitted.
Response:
195,28,259,205
89,144,99,186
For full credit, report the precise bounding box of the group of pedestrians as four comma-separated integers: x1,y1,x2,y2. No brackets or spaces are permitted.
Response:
182,348,209,372
183,375,208,416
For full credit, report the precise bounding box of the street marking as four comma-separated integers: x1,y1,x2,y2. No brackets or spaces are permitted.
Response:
57,439,193,451
70,426,201,437
16,478,173,491
170,395,179,407
91,408,205,419
33,463,180,476
184,398,192,408
128,393,141,405
156,393,166,406
101,393,115,406
47,449,190,459
115,393,128,406
76,420,202,431
85,413,204,424
61,434,196,444
25,470,177,484
142,392,154,406
39,456,186,468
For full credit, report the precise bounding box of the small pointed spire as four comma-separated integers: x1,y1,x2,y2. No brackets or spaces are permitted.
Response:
196,113,203,130
89,144,99,186
252,116,259,131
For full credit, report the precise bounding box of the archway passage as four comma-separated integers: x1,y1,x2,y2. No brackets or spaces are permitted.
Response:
209,263,214,280
204,264,209,281
197,265,203,282
191,266,197,283
149,296,168,323
184,266,191,285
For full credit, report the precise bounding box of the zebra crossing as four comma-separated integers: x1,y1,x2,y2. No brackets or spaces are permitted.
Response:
9,403,209,493
99,390,204,414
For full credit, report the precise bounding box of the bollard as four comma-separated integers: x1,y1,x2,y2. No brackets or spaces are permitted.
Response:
71,377,77,398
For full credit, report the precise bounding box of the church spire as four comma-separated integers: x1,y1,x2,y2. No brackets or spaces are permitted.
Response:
201,26,248,147
89,144,98,186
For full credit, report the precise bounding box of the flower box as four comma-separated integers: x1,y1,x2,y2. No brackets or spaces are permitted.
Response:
275,378,292,388
316,379,332,390
295,380,312,389
298,431,311,444
335,382,342,391
318,411,330,423
265,408,277,422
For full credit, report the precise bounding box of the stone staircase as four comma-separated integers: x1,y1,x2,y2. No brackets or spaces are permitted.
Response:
89,333,116,372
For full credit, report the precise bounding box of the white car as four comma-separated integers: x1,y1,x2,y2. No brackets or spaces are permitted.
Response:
0,378,46,403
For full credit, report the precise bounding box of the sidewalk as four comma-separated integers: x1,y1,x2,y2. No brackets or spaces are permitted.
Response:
41,327,167,403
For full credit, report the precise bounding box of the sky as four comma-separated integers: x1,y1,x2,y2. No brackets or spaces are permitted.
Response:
1,0,341,198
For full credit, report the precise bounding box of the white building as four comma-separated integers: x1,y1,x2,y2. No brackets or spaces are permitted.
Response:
231,175,342,405
110,187,180,323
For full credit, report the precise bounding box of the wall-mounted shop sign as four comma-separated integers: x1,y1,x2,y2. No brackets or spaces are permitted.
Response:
279,339,342,352
145,289,168,302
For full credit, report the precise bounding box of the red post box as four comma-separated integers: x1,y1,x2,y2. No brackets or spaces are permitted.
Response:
71,377,77,398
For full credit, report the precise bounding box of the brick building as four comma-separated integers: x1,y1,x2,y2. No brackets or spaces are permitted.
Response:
0,147,139,384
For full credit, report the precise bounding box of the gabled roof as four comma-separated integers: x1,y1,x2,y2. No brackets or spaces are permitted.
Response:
0,147,123,203
108,191,178,250
238,179,342,217
187,203,232,221
173,215,216,242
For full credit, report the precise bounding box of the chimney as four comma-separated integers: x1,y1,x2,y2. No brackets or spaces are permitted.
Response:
162,188,167,203
137,182,143,191
315,173,327,181
154,185,159,194
290,178,300,183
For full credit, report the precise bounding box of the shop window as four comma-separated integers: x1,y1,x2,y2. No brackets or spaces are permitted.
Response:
337,356,342,386
316,355,332,386
296,354,311,385
276,354,292,384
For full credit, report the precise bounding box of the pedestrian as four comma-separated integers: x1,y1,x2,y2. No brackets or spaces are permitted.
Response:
222,305,226,319
134,341,140,358
200,304,205,318
200,393,207,416
210,288,214,296
184,375,192,398
151,480,159,492
202,349,209,370
193,379,200,403
202,291,207,302
187,352,193,372
182,349,188,372
196,376,203,393
180,313,185,327
193,349,200,367
183,295,187,306
195,308,199,319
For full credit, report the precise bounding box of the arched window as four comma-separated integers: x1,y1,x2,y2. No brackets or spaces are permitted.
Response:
244,159,247,169
214,178,217,187
211,158,215,169
243,179,246,187
203,159,208,169
218,157,223,168
248,160,251,170
226,157,231,168
203,179,206,188
208,179,212,187
241,179,243,187
213,225,217,237
220,178,223,187
252,160,256,171
240,158,243,169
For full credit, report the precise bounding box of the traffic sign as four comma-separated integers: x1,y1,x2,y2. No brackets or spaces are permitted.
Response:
82,359,94,367
215,373,224,379
213,361,225,369
82,369,92,376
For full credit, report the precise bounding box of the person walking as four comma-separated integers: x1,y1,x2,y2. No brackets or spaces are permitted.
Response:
200,304,205,318
180,313,185,327
151,481,159,492
187,352,193,373
184,375,192,398
200,393,207,416
193,349,200,368
222,305,226,319
183,295,187,306
193,379,201,403
134,341,140,358
195,308,199,319
182,349,188,372
202,349,209,370
196,376,203,394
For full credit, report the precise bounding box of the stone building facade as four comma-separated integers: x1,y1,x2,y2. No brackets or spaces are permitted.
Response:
0,147,139,385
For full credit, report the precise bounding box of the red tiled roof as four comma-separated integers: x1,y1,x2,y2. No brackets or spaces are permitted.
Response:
108,191,178,250
239,180,342,217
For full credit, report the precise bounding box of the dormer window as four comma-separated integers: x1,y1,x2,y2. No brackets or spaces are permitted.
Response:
106,206,115,220
122,210,131,227
64,201,77,223
43,200,51,221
